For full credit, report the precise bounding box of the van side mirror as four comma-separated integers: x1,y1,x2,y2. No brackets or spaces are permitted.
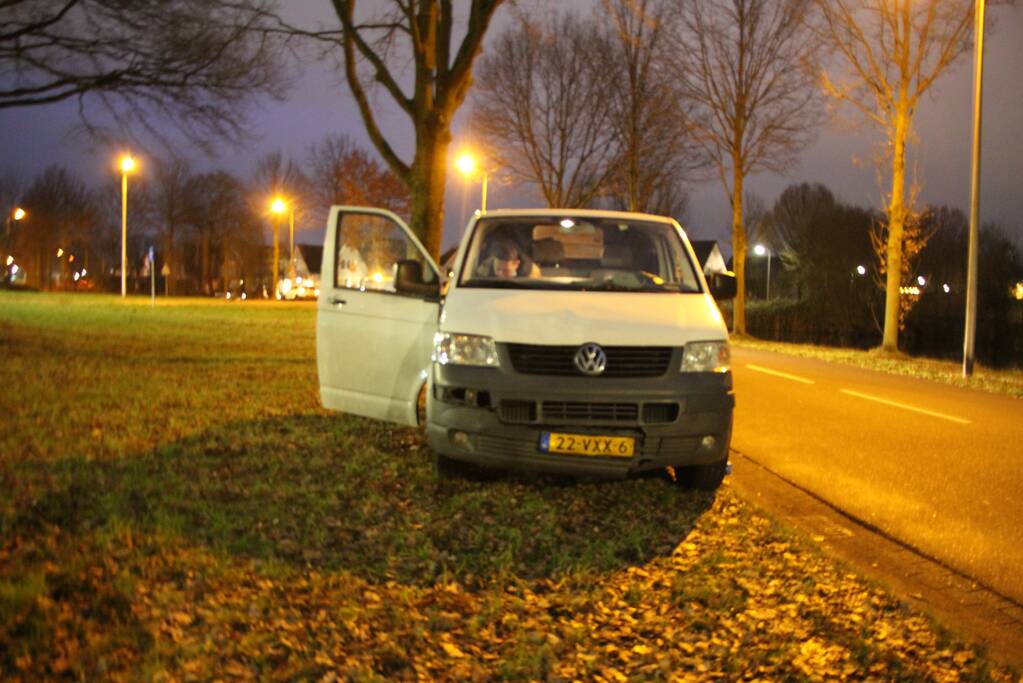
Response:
708,271,737,300
395,260,440,299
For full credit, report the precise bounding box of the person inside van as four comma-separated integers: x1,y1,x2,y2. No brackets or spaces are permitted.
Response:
476,238,540,278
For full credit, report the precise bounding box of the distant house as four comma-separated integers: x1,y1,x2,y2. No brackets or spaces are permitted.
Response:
690,240,729,275
293,244,324,281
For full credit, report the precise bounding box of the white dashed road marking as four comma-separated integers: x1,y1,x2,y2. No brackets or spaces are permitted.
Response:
840,388,972,425
745,364,816,385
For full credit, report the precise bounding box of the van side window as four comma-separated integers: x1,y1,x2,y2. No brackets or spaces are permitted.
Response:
334,213,436,292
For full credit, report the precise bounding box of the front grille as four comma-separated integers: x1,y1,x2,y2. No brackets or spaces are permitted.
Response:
498,399,680,425
506,344,673,377
542,401,638,422
499,400,536,423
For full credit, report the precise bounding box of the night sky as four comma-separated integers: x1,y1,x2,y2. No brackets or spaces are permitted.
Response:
1,1,1020,255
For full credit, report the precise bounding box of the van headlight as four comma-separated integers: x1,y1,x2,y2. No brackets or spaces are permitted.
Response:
433,332,500,367
681,341,730,373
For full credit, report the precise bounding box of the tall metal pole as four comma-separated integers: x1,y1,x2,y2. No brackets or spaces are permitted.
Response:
272,219,280,299
121,171,128,297
289,208,295,276
963,0,985,377
481,172,488,214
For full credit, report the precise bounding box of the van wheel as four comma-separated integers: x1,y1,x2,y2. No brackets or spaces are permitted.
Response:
678,458,728,491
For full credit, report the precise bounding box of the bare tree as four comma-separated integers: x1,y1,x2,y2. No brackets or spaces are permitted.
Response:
248,150,307,289
152,158,192,295
17,166,99,290
184,171,259,295
665,0,822,334
259,1,503,258
306,133,409,217
471,12,617,208
812,0,974,352
0,0,286,147
602,0,706,217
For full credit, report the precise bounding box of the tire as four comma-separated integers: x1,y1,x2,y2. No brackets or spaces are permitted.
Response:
678,457,728,491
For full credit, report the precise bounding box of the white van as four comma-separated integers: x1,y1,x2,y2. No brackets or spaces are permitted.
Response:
316,207,737,489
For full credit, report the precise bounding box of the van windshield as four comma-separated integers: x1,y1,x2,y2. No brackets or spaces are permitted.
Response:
458,216,703,293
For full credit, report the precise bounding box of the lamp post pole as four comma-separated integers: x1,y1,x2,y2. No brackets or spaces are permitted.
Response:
119,157,136,297
963,0,986,377
289,208,295,277
481,172,489,214
272,218,280,298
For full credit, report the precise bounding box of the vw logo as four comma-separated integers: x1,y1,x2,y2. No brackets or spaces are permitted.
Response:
573,343,607,376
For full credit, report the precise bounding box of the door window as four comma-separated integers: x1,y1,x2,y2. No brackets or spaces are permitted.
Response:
333,212,437,292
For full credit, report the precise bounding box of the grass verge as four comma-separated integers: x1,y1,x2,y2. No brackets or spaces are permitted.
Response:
1,292,1018,680
734,335,1023,398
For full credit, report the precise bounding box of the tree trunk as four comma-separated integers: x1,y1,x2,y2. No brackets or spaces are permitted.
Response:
165,224,176,296
731,163,747,335
882,102,909,352
408,122,450,260
201,229,211,295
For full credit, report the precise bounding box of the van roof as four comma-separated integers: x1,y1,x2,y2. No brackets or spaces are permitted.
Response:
471,208,679,224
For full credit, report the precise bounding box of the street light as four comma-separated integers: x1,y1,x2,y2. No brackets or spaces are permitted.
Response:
270,196,295,296
455,152,488,213
4,207,25,278
753,243,771,300
963,0,986,377
119,155,137,297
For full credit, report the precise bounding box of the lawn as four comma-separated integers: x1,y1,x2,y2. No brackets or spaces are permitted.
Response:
0,292,1017,681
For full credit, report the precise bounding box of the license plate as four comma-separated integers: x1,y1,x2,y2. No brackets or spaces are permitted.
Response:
539,432,635,458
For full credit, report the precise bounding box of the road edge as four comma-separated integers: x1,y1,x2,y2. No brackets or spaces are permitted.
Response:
727,448,1023,671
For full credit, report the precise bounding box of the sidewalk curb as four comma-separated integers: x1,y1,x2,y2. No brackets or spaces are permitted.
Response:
728,448,1023,670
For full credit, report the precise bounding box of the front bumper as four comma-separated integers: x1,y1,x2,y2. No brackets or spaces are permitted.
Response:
426,348,734,479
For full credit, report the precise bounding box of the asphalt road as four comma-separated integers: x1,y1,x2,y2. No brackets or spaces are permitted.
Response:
731,346,1023,604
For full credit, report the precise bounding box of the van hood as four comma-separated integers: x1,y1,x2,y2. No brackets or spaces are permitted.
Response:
440,288,728,346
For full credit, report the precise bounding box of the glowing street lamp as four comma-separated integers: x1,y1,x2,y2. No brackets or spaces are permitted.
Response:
455,152,488,213
269,196,296,297
3,207,25,274
753,244,771,300
119,155,137,297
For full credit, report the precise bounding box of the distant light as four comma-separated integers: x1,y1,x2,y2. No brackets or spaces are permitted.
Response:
12,208,25,221
560,218,575,229
10,265,18,275
241,292,247,300
73,272,80,281
900,286,921,296
856,265,866,276
271,197,287,214
372,272,383,283
1013,282,1023,301
314,288,321,297
455,153,476,176
226,292,232,300
81,268,86,277
943,283,951,294
280,278,293,295
239,279,244,285
56,248,64,258
68,254,74,263
753,244,767,256
5,256,12,266
917,275,926,286
296,275,304,285
119,155,137,173
297,286,306,297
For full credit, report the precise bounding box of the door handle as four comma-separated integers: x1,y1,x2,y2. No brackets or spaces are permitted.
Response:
329,297,347,307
